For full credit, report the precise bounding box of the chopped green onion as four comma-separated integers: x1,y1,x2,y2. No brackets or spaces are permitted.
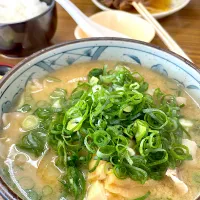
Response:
133,120,149,143
84,134,96,153
42,185,53,196
93,130,111,147
89,157,101,172
46,76,61,82
170,144,190,160
97,145,115,159
110,155,120,165
89,76,99,85
22,115,39,131
52,99,63,112
134,191,151,200
144,108,168,130
130,82,140,90
139,137,150,157
25,189,39,200
146,149,168,166
113,164,127,179
88,68,103,79
50,88,67,100
179,122,191,139
17,129,47,157
149,131,161,149
125,163,148,184
18,104,32,113
113,135,128,146
67,117,83,131
18,177,35,190
16,65,193,192
34,108,51,119
61,167,86,200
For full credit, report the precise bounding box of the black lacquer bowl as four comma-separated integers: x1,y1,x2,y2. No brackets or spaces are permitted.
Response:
0,0,57,58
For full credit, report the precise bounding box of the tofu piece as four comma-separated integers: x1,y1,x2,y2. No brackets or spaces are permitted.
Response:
166,169,188,195
182,139,198,166
146,88,155,96
87,181,107,200
179,119,193,128
176,97,187,106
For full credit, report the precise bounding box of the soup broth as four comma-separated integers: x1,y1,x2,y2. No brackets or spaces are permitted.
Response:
0,61,200,200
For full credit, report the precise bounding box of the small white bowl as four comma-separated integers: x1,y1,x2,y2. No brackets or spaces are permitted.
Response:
74,10,155,43
91,0,191,19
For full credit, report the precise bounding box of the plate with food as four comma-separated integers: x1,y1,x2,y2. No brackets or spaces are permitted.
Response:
92,0,191,19
0,38,200,200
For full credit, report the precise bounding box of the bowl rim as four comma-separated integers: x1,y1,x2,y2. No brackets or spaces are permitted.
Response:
0,0,55,26
0,37,199,200
0,37,199,90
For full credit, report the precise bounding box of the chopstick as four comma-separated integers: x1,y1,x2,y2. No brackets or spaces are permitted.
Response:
132,2,193,63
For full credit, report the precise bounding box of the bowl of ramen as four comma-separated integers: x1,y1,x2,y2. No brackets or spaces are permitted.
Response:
0,0,57,58
0,38,200,200
92,0,191,19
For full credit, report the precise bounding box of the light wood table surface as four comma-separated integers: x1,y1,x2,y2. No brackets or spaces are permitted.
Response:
0,0,200,69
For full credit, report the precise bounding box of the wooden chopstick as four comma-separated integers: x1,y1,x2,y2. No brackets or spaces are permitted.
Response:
132,2,193,62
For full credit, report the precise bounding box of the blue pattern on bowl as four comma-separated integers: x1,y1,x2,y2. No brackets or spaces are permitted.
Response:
124,54,141,65
151,64,168,76
0,39,200,120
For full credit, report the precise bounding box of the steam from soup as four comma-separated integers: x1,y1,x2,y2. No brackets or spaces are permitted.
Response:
0,61,200,200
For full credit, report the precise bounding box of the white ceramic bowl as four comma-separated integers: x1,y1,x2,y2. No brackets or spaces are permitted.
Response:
74,10,155,42
91,0,191,19
0,37,200,199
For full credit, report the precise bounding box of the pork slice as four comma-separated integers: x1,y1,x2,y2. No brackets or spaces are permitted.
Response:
166,169,188,195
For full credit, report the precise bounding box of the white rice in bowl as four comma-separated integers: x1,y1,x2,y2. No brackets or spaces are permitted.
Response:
0,0,50,24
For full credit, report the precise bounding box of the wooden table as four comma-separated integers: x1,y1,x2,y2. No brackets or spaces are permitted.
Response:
0,0,200,69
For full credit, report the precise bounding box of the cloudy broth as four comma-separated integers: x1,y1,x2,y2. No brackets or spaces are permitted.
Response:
0,61,200,200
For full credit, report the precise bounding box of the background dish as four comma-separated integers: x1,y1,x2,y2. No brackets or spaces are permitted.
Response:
91,0,191,19
0,38,200,199
74,10,155,42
